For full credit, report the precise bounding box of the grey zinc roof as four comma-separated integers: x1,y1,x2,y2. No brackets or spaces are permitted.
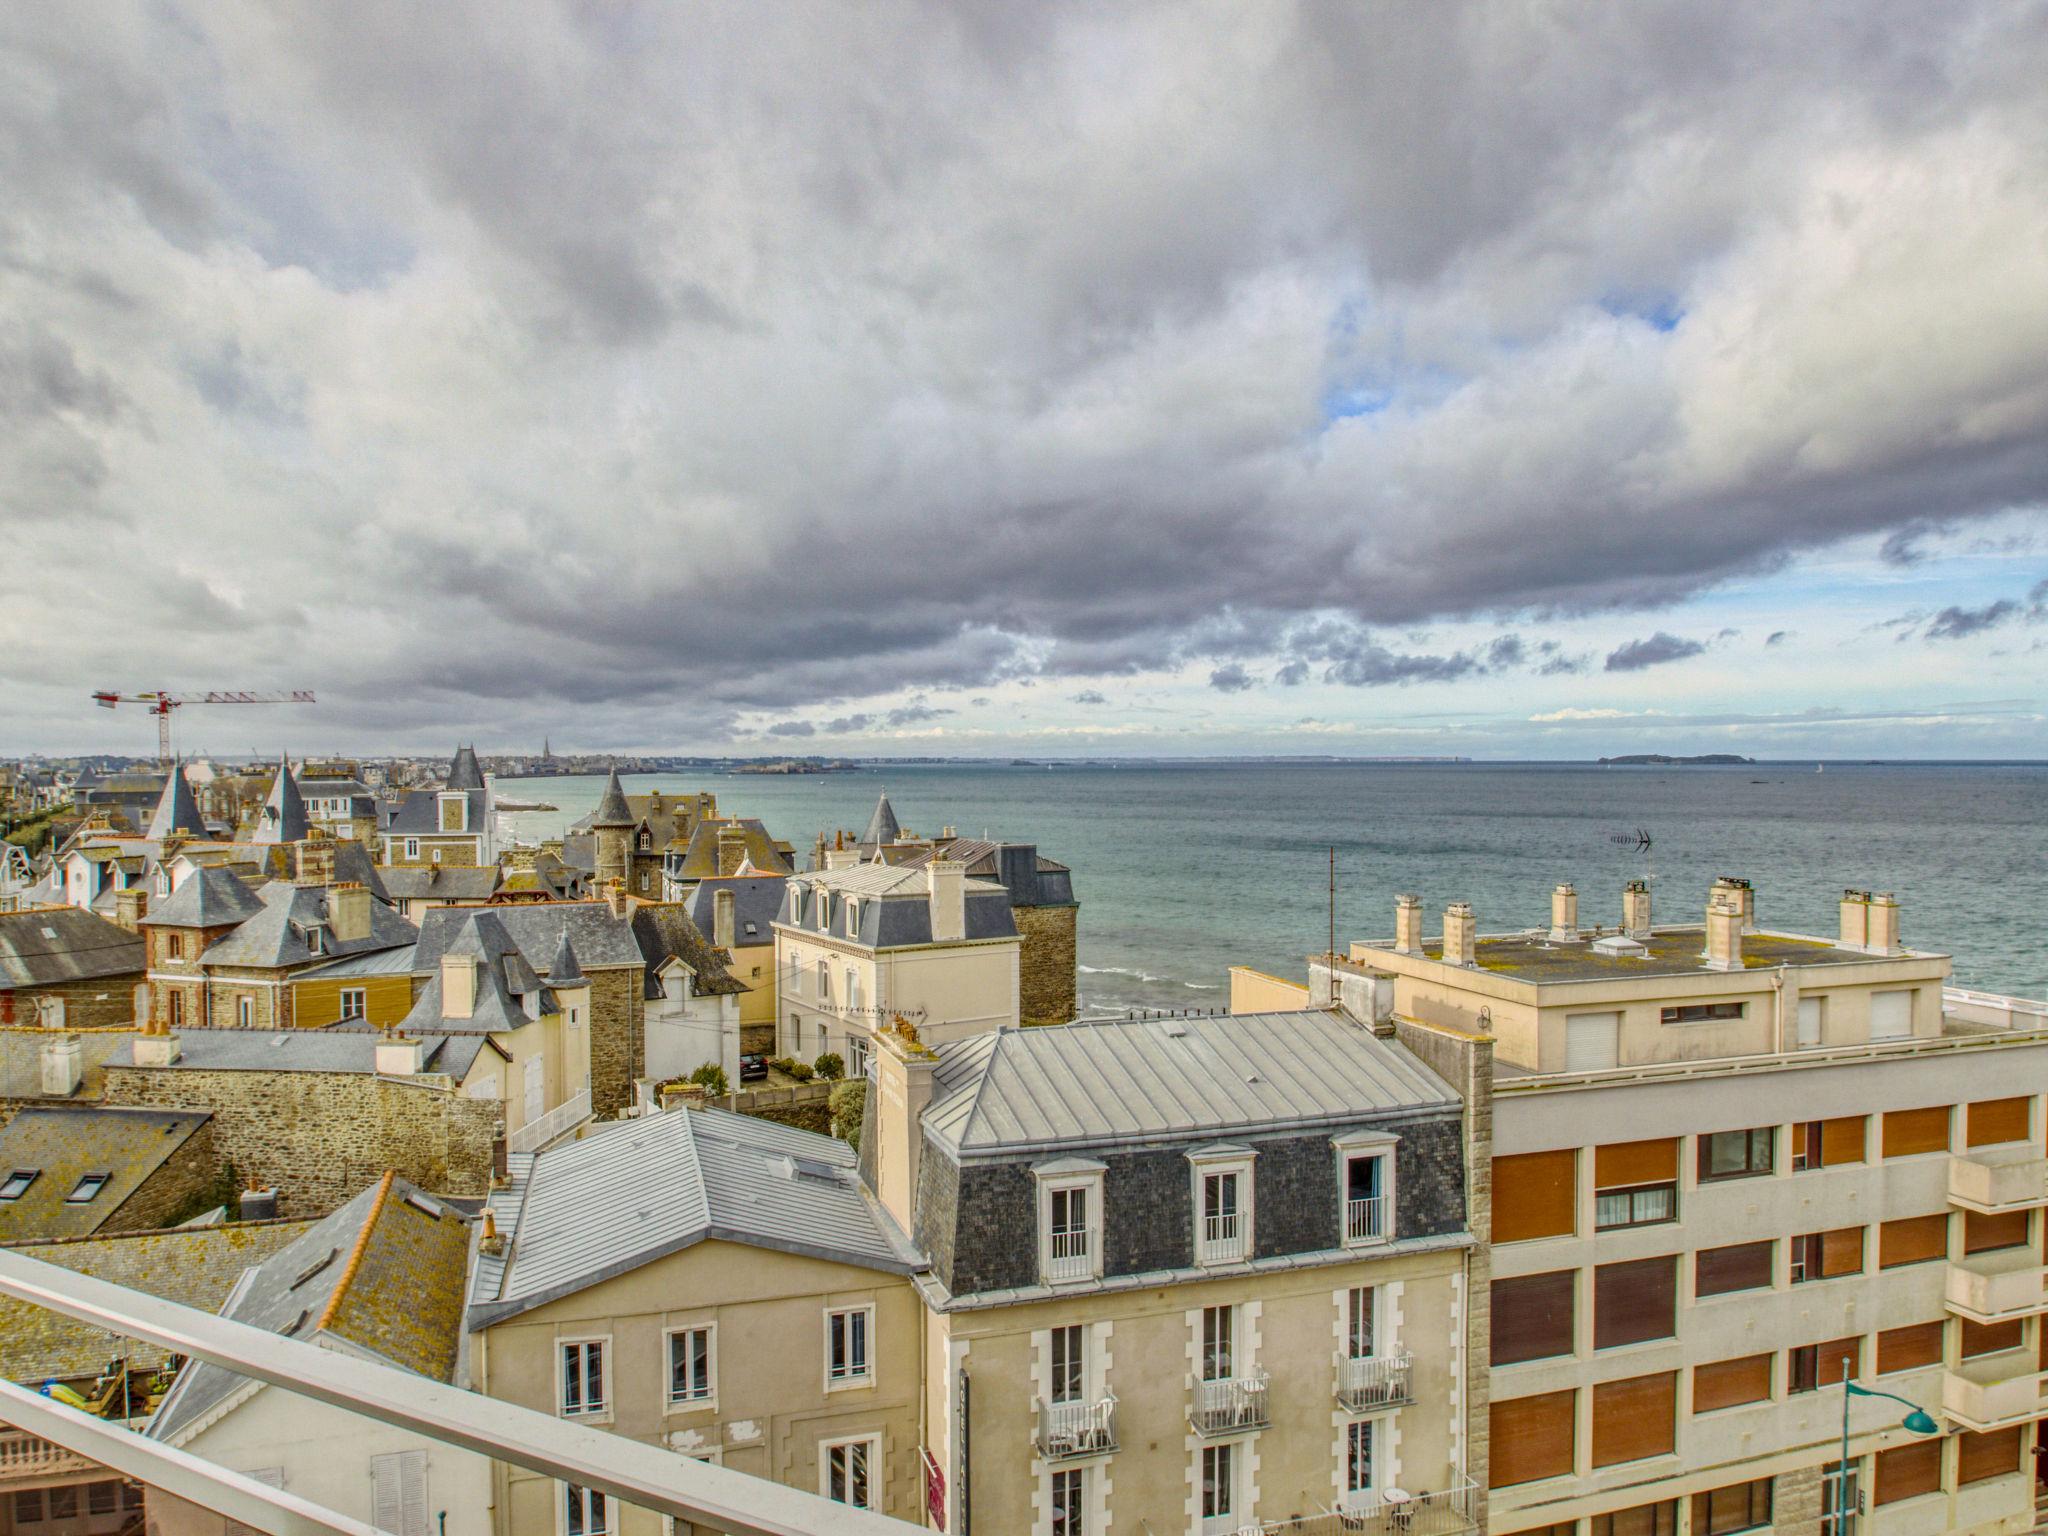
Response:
377,865,500,902
130,1026,489,1081
470,1106,918,1327
782,867,1017,948
141,866,266,930
685,875,788,945
144,764,209,841
0,907,144,989
921,1010,1460,1158
413,901,643,972
384,787,489,836
446,745,486,792
294,943,419,980
196,882,417,969
590,767,633,827
249,760,309,845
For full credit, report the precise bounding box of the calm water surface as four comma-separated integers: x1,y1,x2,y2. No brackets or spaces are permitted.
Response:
498,762,2048,1013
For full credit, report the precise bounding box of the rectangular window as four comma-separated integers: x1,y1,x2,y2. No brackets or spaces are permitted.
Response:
1693,1353,1772,1413
1882,1106,1951,1158
1047,1184,1092,1281
1592,1504,1677,1536
339,987,366,1020
1789,1337,1860,1394
1691,1479,1773,1536
1961,1317,2024,1358
1967,1096,2032,1147
1790,1227,1864,1283
1792,1116,1865,1170
1344,1152,1388,1242
237,995,254,1028
667,1326,713,1407
1493,1271,1574,1365
0,1170,34,1201
1877,1321,1944,1375
1200,1305,1233,1381
169,990,185,1028
1201,1443,1234,1524
369,1450,428,1536
1870,989,1913,1040
563,1484,610,1536
1050,1467,1085,1536
1490,1390,1576,1488
1594,1256,1676,1349
1199,1168,1246,1262
1591,1372,1677,1468
816,961,831,1004
823,1438,876,1510
1493,1150,1576,1243
1660,1002,1745,1024
1696,1240,1774,1297
1958,1426,2024,1485
560,1340,605,1417
1345,1286,1377,1360
1874,1440,1941,1504
1796,995,1824,1047
1050,1324,1084,1404
1878,1214,1948,1269
1345,1418,1375,1495
827,1307,872,1385
1697,1127,1774,1181
65,1173,110,1204
1964,1209,2031,1254
404,838,419,859
1820,1461,1856,1536
1594,1139,1677,1230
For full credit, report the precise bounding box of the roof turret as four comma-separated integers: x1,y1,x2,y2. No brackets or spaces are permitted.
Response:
862,791,900,847
145,762,209,842
548,927,585,986
591,766,634,828
446,744,486,791
252,756,309,845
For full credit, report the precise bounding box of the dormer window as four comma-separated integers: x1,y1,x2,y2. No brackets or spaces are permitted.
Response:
1334,1129,1398,1246
1188,1145,1255,1265
844,899,859,935
638,831,651,850
0,1170,37,1201
66,1173,111,1204
1035,1158,1105,1284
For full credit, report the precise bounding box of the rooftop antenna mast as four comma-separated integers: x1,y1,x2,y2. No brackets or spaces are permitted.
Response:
1328,845,1337,965
1608,826,1656,893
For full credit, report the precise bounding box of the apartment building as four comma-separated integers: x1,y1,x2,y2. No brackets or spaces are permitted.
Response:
1304,878,2048,1536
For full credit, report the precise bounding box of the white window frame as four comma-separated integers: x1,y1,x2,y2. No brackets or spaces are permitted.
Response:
1345,1285,1379,1360
338,987,366,1021
819,1434,880,1510
1034,1158,1106,1285
558,1337,610,1422
817,960,832,1006
665,1323,716,1411
1188,1145,1255,1267
1050,1464,1087,1536
845,965,861,1016
236,995,254,1029
404,838,420,860
1200,1441,1237,1533
1200,1303,1236,1383
1342,1417,1378,1504
1334,1128,1399,1248
825,1304,875,1390
559,1481,611,1536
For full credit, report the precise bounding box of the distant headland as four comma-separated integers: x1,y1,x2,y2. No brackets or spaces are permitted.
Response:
1598,753,1756,766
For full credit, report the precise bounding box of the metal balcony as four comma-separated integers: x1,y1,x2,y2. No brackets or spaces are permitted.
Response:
1191,1371,1270,1435
1346,1195,1389,1245
1336,1351,1414,1412
1945,1249,2048,1324
1948,1147,2048,1214
1258,1479,1480,1536
1199,1210,1248,1264
1046,1228,1094,1283
1037,1394,1117,1460
0,1429,99,1484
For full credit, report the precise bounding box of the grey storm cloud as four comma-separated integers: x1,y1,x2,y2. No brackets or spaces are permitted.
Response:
1605,632,1709,672
1209,663,1256,693
1069,690,1109,705
5,2,2048,748
766,720,815,737
1766,630,1792,646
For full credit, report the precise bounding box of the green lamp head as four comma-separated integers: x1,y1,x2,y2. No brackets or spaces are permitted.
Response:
1902,1408,1940,1435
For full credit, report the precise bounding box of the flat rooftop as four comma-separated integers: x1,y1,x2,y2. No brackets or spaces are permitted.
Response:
1361,926,1939,985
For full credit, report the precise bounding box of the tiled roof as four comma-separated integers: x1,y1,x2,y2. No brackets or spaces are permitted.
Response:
413,901,643,972
0,1108,213,1242
144,765,208,841
0,906,144,989
670,819,793,880
379,865,501,901
402,911,554,1034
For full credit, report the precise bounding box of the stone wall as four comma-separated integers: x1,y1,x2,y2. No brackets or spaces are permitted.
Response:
584,966,646,1120
0,975,142,1030
1013,903,1077,1025
0,1027,143,1103
101,1065,501,1216
205,968,288,1030
106,1116,221,1231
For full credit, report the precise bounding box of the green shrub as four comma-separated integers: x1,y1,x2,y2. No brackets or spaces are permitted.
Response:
829,1080,866,1150
785,1061,814,1082
687,1062,730,1097
813,1052,844,1081
769,1055,799,1076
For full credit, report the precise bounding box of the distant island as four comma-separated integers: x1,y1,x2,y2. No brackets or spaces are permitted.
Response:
1598,753,1755,766
728,758,861,775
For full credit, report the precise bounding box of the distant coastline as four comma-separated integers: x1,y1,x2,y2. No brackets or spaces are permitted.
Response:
1598,753,1756,766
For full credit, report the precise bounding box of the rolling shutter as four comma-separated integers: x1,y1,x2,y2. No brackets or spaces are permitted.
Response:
1565,1012,1619,1072
1819,1226,1864,1278
1966,1097,2032,1148
1878,1214,1948,1269
1692,1354,1772,1413
1493,1271,1576,1365
1591,1372,1676,1467
1958,1427,2024,1486
1882,1106,1951,1158
1594,1139,1678,1190
1491,1390,1576,1488
1875,1441,1942,1504
1820,1116,1866,1165
1494,1150,1578,1244
1594,1256,1677,1349
1876,1321,1945,1374
1961,1318,2025,1358
1696,1241,1773,1297
1964,1210,2032,1255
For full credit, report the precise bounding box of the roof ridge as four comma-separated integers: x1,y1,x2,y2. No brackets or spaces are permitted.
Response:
316,1170,395,1333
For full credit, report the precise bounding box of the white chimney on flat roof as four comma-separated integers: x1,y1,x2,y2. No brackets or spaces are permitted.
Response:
1703,893,1744,972
1840,889,1871,949
1623,879,1652,940
1394,895,1424,956
1443,902,1477,968
1549,884,1580,943
1867,892,1901,955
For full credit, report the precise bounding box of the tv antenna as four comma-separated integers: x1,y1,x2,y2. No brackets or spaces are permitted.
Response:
1608,826,1656,888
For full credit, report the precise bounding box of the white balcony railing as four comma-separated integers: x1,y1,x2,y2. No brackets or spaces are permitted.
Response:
1261,1480,1480,1536
508,1087,593,1155
1336,1352,1414,1412
1191,1371,1270,1435
1037,1394,1117,1459
1047,1229,1093,1282
0,1429,96,1482
1346,1195,1389,1244
1200,1211,1247,1264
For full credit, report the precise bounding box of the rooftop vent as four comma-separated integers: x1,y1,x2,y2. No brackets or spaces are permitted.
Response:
1591,934,1647,958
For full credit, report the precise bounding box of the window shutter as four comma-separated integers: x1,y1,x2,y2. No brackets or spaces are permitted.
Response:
1882,1106,1951,1158
1958,1426,2024,1485
1591,1371,1677,1467
1819,1116,1866,1165
371,1450,428,1536
1593,1138,1677,1189
1819,1226,1864,1278
1594,1256,1677,1349
1966,1097,2032,1147
1692,1354,1772,1413
1493,1151,1577,1244
1875,1440,1942,1504
1961,1318,2024,1358
1493,1271,1575,1365
1878,1214,1948,1269
1876,1321,1945,1374
1812,1336,1860,1386
1696,1241,1774,1297
1964,1209,2031,1254
1490,1390,1576,1488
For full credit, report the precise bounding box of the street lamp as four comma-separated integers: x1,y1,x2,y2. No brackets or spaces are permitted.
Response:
1836,1359,1941,1534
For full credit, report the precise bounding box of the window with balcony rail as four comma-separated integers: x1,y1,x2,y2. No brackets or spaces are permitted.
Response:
1038,1163,1104,1284
1199,1170,1245,1263
1345,1151,1390,1245
1048,1187,1093,1281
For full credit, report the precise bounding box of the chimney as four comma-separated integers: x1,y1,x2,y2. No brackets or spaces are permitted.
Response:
375,1032,425,1075
997,844,1040,908
479,1207,507,1257
649,790,664,812
132,1027,182,1067
112,887,148,933
1442,902,1476,968
40,1036,83,1097
606,880,630,918
1711,876,1755,932
1549,883,1580,943
491,1134,510,1184
442,954,477,1020
1394,894,1424,956
238,1188,278,1222
295,838,335,886
1867,892,1901,955
1703,893,1744,971
927,858,966,943
1839,890,1872,949
868,1018,938,1232
1622,879,1652,939
328,882,370,943
713,887,736,949
717,824,747,877
824,847,858,871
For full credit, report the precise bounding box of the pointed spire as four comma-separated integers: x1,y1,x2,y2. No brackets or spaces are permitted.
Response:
146,760,209,842
447,744,485,791
591,764,633,828
548,926,585,986
862,790,900,847
252,754,309,845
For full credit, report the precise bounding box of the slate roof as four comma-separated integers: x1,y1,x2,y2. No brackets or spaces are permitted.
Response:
590,766,634,827
781,866,1017,948
150,1173,471,1444
0,907,144,990
567,791,716,848
0,1220,316,1384
0,1108,214,1242
128,1027,490,1082
547,929,584,986
684,875,789,948
293,944,419,980
144,765,208,842
921,1011,1460,1158
325,841,392,905
385,787,489,836
379,864,500,902
628,905,744,999
402,911,559,1034
446,745,487,792
248,760,309,845
669,818,793,880
196,882,417,970
140,867,266,931
899,840,1076,907
413,901,644,973
862,792,901,848
468,1107,918,1328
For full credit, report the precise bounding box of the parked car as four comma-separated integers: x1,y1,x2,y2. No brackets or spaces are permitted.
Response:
739,1053,768,1083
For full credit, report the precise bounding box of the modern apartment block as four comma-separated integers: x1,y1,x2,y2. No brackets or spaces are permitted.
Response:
1302,878,2048,1536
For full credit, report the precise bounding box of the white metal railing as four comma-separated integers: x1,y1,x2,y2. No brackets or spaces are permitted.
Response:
0,1248,922,1536
1200,1211,1247,1264
0,1428,96,1480
1047,1228,1092,1282
1037,1394,1117,1459
1336,1351,1414,1411
1258,1479,1480,1536
1346,1195,1388,1244
1945,987,2048,1030
1191,1372,1270,1435
508,1086,592,1154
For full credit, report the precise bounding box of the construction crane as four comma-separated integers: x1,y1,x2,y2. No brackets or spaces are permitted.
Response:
91,690,316,765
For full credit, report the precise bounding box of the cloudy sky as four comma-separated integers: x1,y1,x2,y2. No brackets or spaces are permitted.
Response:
4,3,2046,760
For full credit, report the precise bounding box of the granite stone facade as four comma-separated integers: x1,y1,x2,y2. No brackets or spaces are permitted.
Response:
1012,902,1077,1026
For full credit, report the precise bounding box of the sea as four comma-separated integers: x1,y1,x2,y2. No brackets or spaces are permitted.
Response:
496,762,2048,1013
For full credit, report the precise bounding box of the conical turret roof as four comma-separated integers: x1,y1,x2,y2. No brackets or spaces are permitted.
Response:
591,766,634,828
252,756,309,845
447,744,486,791
145,761,209,841
862,791,900,847
548,927,585,986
